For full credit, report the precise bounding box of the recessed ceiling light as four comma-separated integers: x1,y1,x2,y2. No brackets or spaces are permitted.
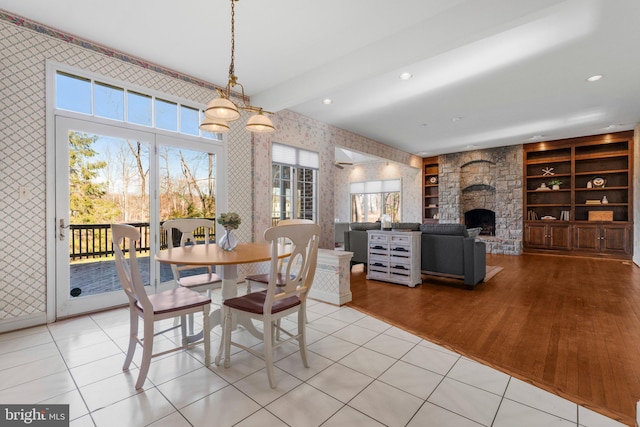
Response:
529,135,545,140
586,74,603,82
452,117,463,122
399,72,413,80
322,98,333,105
466,144,477,149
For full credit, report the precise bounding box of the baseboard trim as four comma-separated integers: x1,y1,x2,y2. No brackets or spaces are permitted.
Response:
0,313,47,333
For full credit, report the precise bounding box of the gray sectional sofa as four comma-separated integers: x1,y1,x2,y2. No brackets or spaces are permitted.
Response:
344,222,486,288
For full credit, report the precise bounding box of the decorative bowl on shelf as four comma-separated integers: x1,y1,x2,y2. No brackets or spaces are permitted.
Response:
591,176,606,188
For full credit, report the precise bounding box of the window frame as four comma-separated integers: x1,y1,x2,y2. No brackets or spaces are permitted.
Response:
271,143,319,225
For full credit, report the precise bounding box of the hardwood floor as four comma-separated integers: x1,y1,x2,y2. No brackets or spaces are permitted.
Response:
346,253,640,426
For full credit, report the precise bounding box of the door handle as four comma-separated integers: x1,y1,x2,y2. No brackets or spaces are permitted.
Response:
59,219,70,241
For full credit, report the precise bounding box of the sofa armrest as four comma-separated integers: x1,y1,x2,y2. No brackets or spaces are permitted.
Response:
463,238,486,286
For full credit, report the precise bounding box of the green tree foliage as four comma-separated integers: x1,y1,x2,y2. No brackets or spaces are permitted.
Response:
69,132,120,223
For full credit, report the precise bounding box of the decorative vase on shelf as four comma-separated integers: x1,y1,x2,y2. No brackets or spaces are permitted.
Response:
552,184,560,190
218,227,238,251
602,196,609,204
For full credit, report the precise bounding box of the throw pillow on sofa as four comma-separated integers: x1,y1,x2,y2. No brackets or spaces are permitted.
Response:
467,227,482,239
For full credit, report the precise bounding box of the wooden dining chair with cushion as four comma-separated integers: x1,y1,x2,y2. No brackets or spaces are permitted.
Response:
162,218,221,333
112,223,211,390
244,219,314,294
215,222,320,388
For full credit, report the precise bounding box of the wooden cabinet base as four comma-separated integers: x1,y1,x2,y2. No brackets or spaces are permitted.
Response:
524,221,632,259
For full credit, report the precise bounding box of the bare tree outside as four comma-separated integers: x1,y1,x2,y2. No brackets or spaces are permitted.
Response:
67,131,217,261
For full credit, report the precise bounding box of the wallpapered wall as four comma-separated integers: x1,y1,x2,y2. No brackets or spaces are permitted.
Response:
0,16,420,329
333,161,423,224
0,18,251,329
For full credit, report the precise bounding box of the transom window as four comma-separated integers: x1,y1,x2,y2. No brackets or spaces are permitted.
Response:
351,179,401,222
55,71,220,140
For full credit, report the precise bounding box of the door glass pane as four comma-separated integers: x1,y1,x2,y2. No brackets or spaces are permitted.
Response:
94,82,124,120
68,131,150,299
158,146,217,285
159,146,217,221
296,168,316,220
272,164,292,225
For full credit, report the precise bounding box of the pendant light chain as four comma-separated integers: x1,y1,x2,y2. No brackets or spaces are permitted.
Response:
228,0,236,85
199,0,275,133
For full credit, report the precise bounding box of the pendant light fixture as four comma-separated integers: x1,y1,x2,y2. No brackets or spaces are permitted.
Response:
200,0,275,133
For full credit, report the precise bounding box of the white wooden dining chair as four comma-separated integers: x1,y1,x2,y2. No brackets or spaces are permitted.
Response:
112,223,211,390
244,219,314,294
215,222,320,388
162,218,221,333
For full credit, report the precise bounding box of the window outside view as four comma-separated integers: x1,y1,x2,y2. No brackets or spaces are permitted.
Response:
350,180,401,222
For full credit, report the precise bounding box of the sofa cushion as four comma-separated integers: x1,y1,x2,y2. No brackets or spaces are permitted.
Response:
420,223,469,237
391,222,421,231
350,222,381,231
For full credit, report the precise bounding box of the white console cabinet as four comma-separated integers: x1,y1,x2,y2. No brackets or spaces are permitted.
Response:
366,230,422,287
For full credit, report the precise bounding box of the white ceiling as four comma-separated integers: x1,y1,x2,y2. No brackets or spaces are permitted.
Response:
2,0,640,157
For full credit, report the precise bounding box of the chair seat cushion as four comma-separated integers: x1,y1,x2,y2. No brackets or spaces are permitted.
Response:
244,273,293,286
140,287,211,315
178,273,222,288
223,290,300,315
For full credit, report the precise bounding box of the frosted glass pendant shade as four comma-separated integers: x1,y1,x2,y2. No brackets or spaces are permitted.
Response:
199,117,230,133
245,113,275,133
204,97,240,122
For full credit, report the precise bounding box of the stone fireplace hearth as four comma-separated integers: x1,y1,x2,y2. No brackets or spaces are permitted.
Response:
438,146,523,255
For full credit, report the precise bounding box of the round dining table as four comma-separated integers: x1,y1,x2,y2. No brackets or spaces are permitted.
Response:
155,242,290,336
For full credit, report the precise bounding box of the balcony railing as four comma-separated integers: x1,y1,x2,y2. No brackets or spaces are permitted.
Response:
69,220,215,261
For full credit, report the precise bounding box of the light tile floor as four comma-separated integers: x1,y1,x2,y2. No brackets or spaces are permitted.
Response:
0,286,628,427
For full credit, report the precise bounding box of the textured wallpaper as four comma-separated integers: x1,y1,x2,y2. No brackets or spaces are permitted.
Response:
0,18,250,326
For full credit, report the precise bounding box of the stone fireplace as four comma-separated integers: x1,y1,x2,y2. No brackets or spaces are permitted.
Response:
438,146,523,254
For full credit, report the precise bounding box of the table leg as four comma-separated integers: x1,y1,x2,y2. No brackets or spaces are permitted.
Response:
217,264,263,340
218,264,238,330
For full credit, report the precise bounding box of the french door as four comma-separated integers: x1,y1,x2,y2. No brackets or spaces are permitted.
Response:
54,116,224,317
